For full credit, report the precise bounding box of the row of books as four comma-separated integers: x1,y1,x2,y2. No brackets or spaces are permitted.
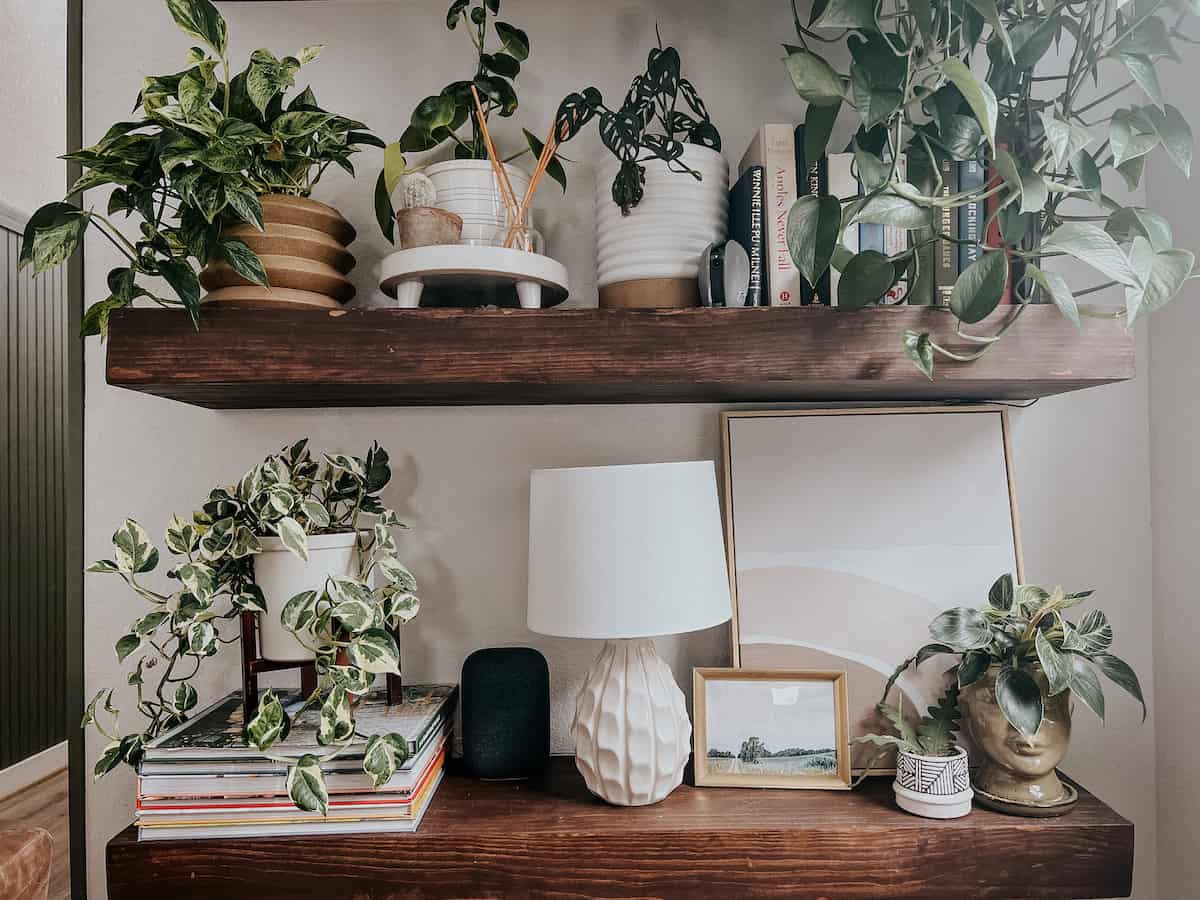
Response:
135,684,457,841
727,123,1011,307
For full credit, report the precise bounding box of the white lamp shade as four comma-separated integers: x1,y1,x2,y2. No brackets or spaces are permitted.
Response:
527,461,732,639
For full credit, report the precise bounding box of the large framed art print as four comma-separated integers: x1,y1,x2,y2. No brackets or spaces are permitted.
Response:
721,407,1023,771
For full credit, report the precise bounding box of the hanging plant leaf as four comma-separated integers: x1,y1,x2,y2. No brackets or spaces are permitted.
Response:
994,147,1047,215
1124,236,1194,326
942,58,998,151
1026,265,1078,327
812,0,879,32
903,330,934,379
837,250,896,309
787,195,842,286
493,21,529,61
1041,222,1142,287
1093,653,1147,721
1038,111,1094,169
803,100,842,165
783,49,845,107
950,250,1008,324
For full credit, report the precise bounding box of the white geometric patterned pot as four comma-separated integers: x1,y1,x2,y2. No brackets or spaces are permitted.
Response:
572,638,691,806
893,746,973,819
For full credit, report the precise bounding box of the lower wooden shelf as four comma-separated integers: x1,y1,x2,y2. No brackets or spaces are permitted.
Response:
105,757,1133,899
104,305,1134,408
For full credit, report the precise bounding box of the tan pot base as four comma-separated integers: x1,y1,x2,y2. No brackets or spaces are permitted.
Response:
599,278,700,309
201,286,342,310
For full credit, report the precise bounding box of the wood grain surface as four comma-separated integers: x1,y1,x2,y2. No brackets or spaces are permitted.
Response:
0,769,70,900
106,758,1133,899
105,305,1134,409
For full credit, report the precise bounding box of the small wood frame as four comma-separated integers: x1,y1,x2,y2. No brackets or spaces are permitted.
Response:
693,668,851,790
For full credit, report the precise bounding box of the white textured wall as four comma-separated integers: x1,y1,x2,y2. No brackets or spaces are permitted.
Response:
0,0,66,215
82,2,1157,897
1146,54,1200,900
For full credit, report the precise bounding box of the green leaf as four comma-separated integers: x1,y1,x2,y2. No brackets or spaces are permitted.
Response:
929,606,992,650
318,686,354,745
957,650,990,688
1035,630,1072,696
1093,653,1146,721
1070,148,1102,200
446,0,469,28
299,44,323,65
80,298,128,340
1143,104,1193,177
166,0,227,56
494,22,529,61
375,170,396,243
783,50,844,107
347,628,401,674
275,516,309,562
1110,108,1159,170
158,259,201,326
186,620,217,656
1124,236,1194,326
847,189,933,229
787,195,841,287
23,207,91,276
987,574,1014,611
86,559,120,574
218,238,269,287
115,633,141,663
942,58,997,151
272,110,333,139
804,100,842,165
81,689,110,728
383,142,409,196
1069,654,1106,721
994,147,1047,215
112,519,159,574
362,733,410,788
287,755,329,815
224,184,264,231
332,595,375,634
965,0,1013,61
300,498,331,529
994,666,1043,737
522,129,566,192
837,250,896,308
876,701,919,748
382,590,420,628
198,516,235,560
1119,54,1163,110
1063,609,1114,654
902,330,934,379
328,664,375,694
1038,111,1093,170
174,682,199,713
950,250,1008,324
94,741,124,779
1106,207,1173,252
812,0,878,31
246,689,289,751
281,590,318,633
1026,265,1078,328
1041,223,1142,288
175,561,216,600
229,525,260,559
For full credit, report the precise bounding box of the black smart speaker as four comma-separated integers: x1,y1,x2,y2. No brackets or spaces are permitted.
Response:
461,646,550,779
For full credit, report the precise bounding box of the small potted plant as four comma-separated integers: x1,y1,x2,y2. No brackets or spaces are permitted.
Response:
858,685,972,819
20,0,384,332
886,574,1146,816
83,439,422,811
553,40,725,308
374,0,564,246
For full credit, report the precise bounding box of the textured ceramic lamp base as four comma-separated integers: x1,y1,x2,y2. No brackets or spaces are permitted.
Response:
573,638,691,806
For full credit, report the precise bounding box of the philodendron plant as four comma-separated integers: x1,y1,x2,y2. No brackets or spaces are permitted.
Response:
782,0,1198,375
83,439,422,814
21,0,382,336
554,40,722,214
374,0,562,241
883,574,1145,738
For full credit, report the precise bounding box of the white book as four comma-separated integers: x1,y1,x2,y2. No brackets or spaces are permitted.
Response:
826,153,858,307
739,125,799,306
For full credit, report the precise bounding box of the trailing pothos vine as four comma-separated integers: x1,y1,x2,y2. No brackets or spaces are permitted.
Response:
783,0,1198,376
84,440,422,814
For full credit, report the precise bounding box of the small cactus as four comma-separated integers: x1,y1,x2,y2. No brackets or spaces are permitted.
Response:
397,172,437,210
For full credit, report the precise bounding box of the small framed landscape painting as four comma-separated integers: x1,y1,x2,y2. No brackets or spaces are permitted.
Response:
693,668,851,790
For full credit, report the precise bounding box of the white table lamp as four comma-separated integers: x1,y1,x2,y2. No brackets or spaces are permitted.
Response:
527,461,732,806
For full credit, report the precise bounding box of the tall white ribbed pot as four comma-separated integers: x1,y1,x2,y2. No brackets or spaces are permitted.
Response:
425,159,531,245
595,144,729,308
253,531,360,662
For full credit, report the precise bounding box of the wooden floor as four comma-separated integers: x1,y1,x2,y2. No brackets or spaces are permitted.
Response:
0,768,70,900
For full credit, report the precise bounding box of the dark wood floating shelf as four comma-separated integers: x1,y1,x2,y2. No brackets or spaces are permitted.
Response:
106,757,1132,899
105,304,1134,409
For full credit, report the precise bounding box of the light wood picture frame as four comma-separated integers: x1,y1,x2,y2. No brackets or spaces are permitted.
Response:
720,405,1024,772
693,668,851,790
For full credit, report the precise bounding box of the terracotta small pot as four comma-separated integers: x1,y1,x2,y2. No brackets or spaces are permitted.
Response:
396,207,463,249
200,194,357,309
960,666,1075,815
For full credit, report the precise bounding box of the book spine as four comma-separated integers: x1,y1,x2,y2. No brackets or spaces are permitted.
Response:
745,125,800,306
727,166,766,307
826,153,857,307
958,159,984,275
935,156,959,305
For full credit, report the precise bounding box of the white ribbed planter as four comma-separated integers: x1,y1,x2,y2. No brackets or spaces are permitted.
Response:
425,159,530,244
253,531,361,662
893,746,973,819
572,638,691,806
594,144,729,308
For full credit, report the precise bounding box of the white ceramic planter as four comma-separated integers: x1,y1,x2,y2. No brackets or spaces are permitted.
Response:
594,144,728,307
253,531,361,662
424,160,531,239
893,746,974,819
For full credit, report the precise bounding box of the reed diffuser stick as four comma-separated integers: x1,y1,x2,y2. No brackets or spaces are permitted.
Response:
469,86,519,220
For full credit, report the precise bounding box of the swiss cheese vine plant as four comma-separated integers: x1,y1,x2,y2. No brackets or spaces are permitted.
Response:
19,0,382,337
782,0,1198,376
83,440,422,814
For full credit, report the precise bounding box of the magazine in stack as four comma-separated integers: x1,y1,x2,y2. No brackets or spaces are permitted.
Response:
135,683,458,841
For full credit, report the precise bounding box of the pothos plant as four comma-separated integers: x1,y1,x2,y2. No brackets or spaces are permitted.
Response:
553,39,723,214
782,0,1197,376
878,573,1146,740
19,0,383,337
83,439,422,814
374,0,563,242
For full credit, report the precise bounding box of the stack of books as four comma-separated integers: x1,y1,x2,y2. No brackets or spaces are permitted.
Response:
135,684,457,841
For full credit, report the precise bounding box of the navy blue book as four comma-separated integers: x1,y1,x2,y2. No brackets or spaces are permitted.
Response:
958,159,985,273
728,166,768,306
